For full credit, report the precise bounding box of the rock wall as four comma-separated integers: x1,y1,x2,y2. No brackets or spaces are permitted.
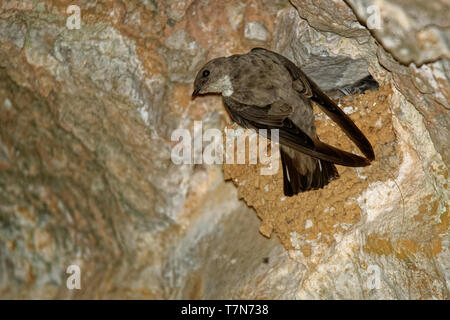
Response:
0,0,448,299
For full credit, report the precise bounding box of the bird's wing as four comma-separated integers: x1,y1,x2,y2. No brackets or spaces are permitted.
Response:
223,97,370,167
250,47,375,161
225,99,292,127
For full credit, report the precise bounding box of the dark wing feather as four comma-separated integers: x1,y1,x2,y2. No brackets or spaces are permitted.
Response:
250,47,375,162
224,97,370,167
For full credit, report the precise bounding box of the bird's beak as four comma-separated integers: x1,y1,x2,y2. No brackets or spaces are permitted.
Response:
192,87,200,98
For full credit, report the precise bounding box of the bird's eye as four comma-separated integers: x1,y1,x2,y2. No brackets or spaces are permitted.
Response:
202,70,210,77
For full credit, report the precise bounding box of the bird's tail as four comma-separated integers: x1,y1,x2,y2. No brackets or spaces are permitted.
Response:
280,147,339,196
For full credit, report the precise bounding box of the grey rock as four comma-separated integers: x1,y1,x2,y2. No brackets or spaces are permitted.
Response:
346,0,450,65
0,0,448,300
244,22,269,42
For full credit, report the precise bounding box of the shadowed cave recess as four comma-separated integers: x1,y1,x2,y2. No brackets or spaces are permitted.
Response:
0,0,448,299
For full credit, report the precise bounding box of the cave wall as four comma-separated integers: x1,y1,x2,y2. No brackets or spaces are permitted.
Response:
0,0,448,299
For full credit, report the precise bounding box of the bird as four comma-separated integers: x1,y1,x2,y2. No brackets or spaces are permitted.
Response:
192,47,375,196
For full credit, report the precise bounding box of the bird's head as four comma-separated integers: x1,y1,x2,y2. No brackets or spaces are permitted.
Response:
192,57,233,98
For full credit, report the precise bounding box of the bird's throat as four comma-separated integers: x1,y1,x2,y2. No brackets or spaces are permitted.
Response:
219,75,234,97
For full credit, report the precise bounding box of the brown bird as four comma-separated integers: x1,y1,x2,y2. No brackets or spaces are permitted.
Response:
192,48,375,196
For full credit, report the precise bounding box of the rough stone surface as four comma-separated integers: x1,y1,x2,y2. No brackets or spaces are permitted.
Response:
0,0,448,299
346,0,450,66
244,22,269,42
346,0,450,164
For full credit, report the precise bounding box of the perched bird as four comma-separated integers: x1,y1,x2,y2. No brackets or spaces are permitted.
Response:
192,48,375,196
